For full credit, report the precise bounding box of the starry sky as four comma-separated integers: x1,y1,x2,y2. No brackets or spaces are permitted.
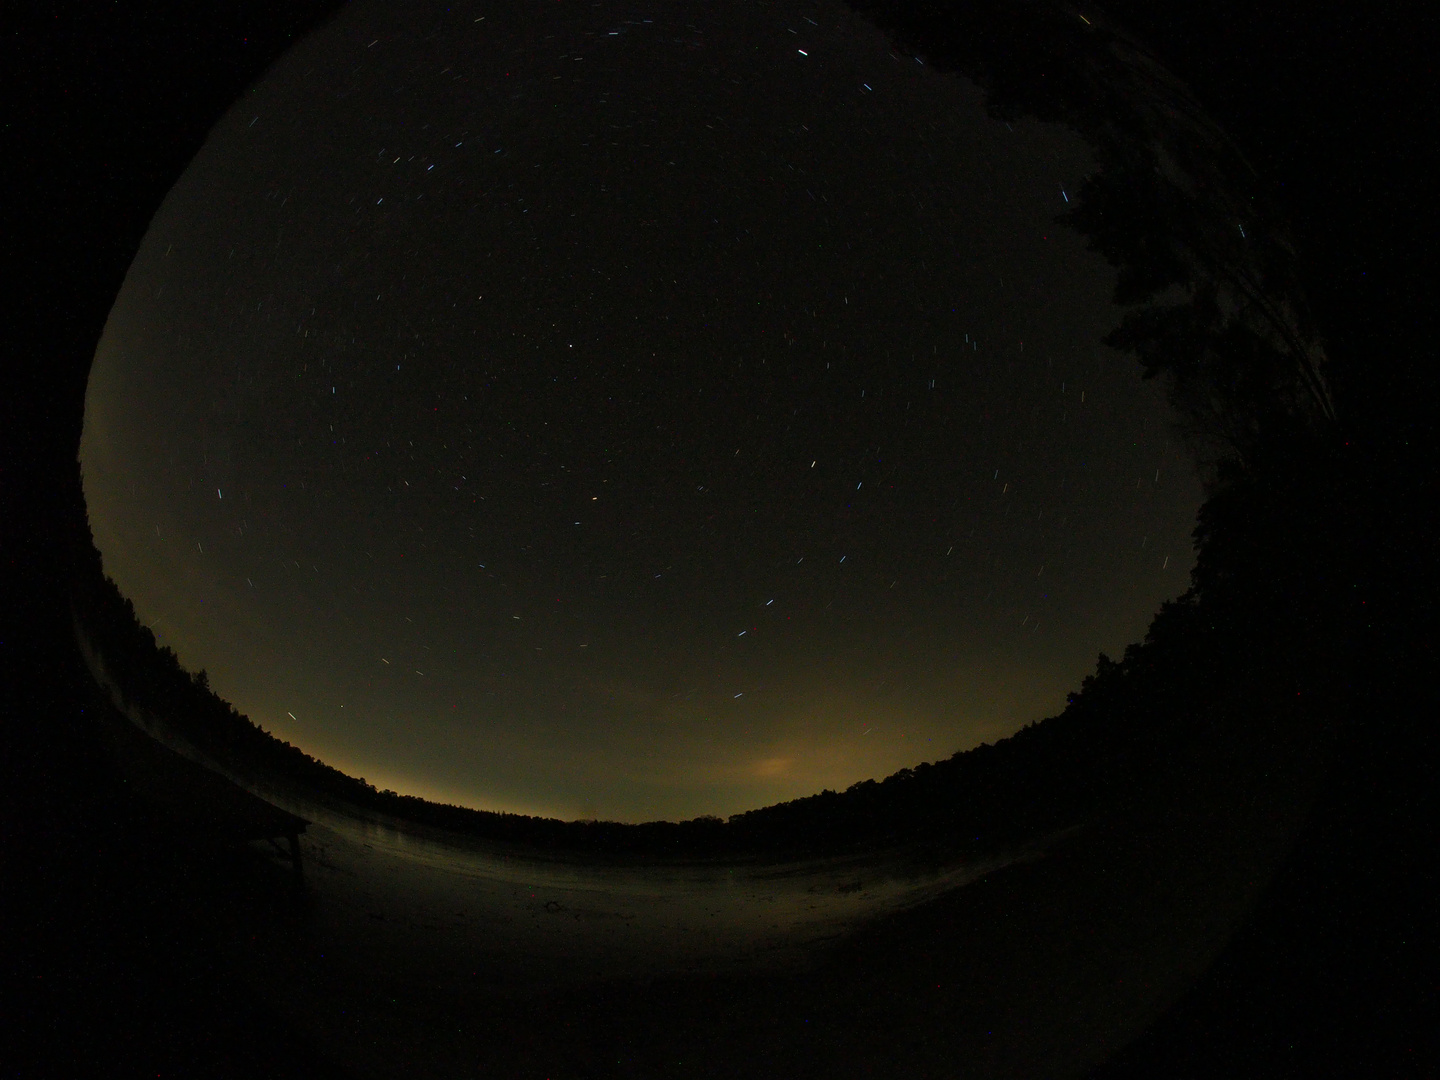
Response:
80,0,1201,823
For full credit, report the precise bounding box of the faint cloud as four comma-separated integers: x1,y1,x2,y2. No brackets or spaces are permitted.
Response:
749,756,793,779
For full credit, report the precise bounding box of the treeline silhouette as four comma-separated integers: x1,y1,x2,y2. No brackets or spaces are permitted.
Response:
69,469,1350,864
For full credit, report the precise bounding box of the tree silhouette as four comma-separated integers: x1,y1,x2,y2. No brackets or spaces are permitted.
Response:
848,0,1339,474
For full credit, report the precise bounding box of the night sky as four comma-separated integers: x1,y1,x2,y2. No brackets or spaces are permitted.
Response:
81,0,1200,823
